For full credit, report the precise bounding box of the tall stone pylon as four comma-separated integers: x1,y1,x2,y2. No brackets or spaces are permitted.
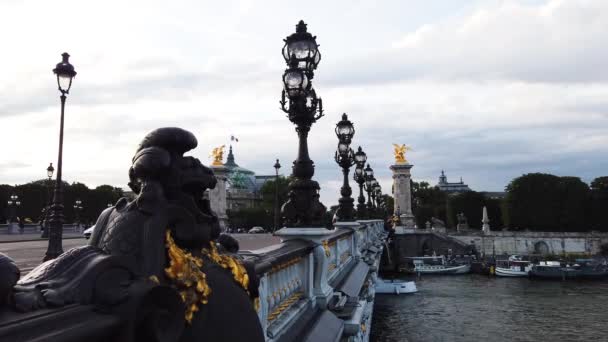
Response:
482,206,491,235
390,144,415,228
209,164,229,232
208,145,229,232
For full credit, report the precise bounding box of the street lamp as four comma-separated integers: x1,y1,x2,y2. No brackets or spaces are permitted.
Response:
364,164,374,218
73,199,83,225
279,21,326,227
353,147,367,219
273,159,281,232
45,52,77,261
334,113,356,222
7,194,20,223
42,163,55,238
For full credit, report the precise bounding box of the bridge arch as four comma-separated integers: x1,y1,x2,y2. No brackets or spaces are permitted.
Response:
534,241,550,255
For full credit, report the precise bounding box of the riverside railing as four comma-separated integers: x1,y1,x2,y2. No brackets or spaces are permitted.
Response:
240,219,387,342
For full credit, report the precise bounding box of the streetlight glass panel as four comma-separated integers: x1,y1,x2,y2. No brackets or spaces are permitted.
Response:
58,75,72,93
338,142,349,153
355,167,363,177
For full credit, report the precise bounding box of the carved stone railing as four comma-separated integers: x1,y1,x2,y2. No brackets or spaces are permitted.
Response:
240,219,388,342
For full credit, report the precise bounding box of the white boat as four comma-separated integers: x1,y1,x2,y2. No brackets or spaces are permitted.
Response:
375,279,417,294
409,256,471,275
495,255,532,277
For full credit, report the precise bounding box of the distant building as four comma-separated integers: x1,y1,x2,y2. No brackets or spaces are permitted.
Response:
223,146,275,210
436,170,471,193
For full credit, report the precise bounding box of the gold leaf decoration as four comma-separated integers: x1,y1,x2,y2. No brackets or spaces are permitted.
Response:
164,230,212,323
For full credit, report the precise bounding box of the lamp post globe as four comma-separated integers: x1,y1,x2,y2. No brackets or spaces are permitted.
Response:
333,113,356,222
45,52,76,261
279,21,326,228
282,20,321,78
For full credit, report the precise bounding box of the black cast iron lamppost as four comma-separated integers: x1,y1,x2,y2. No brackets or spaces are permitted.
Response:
279,20,327,227
42,163,55,238
273,159,281,232
334,113,356,222
45,52,76,261
363,164,374,218
353,147,367,219
73,199,83,226
7,194,20,223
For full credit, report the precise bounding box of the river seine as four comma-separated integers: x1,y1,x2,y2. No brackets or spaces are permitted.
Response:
370,275,608,342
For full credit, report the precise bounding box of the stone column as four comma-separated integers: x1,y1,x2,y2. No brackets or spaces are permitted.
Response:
390,164,415,228
482,206,491,235
209,165,229,232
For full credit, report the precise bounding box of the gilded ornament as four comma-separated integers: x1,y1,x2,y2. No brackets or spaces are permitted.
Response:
392,144,412,164
322,240,331,257
164,230,212,323
210,145,226,166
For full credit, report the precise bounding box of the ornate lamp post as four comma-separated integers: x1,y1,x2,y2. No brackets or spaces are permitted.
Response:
363,164,374,217
353,147,367,219
45,52,77,261
73,199,83,226
370,180,379,216
7,194,20,223
273,159,281,232
279,20,326,227
334,113,356,222
41,163,55,238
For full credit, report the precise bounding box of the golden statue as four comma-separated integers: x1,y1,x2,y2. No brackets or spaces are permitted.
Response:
210,145,225,166
393,144,412,164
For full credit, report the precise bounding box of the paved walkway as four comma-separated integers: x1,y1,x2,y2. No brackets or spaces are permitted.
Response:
0,233,281,275
0,232,82,243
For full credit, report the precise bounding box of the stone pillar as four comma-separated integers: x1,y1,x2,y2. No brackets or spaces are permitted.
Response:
482,206,491,235
390,164,415,228
209,165,229,232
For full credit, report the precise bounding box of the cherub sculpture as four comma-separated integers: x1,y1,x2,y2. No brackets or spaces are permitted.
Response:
210,145,226,166
392,144,412,164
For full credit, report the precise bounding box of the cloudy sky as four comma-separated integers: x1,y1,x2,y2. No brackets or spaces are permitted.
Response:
1,0,607,206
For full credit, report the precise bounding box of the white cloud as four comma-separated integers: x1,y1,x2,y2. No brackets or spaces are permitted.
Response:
0,0,607,210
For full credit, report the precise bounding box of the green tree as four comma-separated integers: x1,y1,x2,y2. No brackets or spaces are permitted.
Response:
259,176,291,211
505,173,561,231
556,177,590,231
412,181,447,228
446,191,486,229
590,176,608,231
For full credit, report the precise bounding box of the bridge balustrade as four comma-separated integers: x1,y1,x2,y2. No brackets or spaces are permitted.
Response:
241,219,387,342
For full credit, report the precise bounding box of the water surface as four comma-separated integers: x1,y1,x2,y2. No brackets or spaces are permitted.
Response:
371,275,608,342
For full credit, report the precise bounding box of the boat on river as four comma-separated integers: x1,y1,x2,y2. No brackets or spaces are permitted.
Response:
375,279,417,294
529,260,608,280
409,256,470,275
495,255,533,277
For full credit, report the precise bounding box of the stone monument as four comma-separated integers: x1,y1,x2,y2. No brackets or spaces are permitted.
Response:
390,144,415,228
209,145,229,231
481,206,491,235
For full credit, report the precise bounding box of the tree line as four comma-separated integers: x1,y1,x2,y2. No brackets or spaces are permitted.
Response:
411,174,608,232
0,180,124,225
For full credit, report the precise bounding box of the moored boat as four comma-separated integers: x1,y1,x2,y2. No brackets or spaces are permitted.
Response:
495,255,533,277
409,256,471,275
529,261,580,279
375,278,418,294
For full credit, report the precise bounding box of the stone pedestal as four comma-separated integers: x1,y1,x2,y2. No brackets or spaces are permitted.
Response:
209,165,229,232
390,163,415,228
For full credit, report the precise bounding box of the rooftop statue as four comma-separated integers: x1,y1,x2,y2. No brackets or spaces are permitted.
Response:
210,145,226,166
392,143,412,164
0,127,263,342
